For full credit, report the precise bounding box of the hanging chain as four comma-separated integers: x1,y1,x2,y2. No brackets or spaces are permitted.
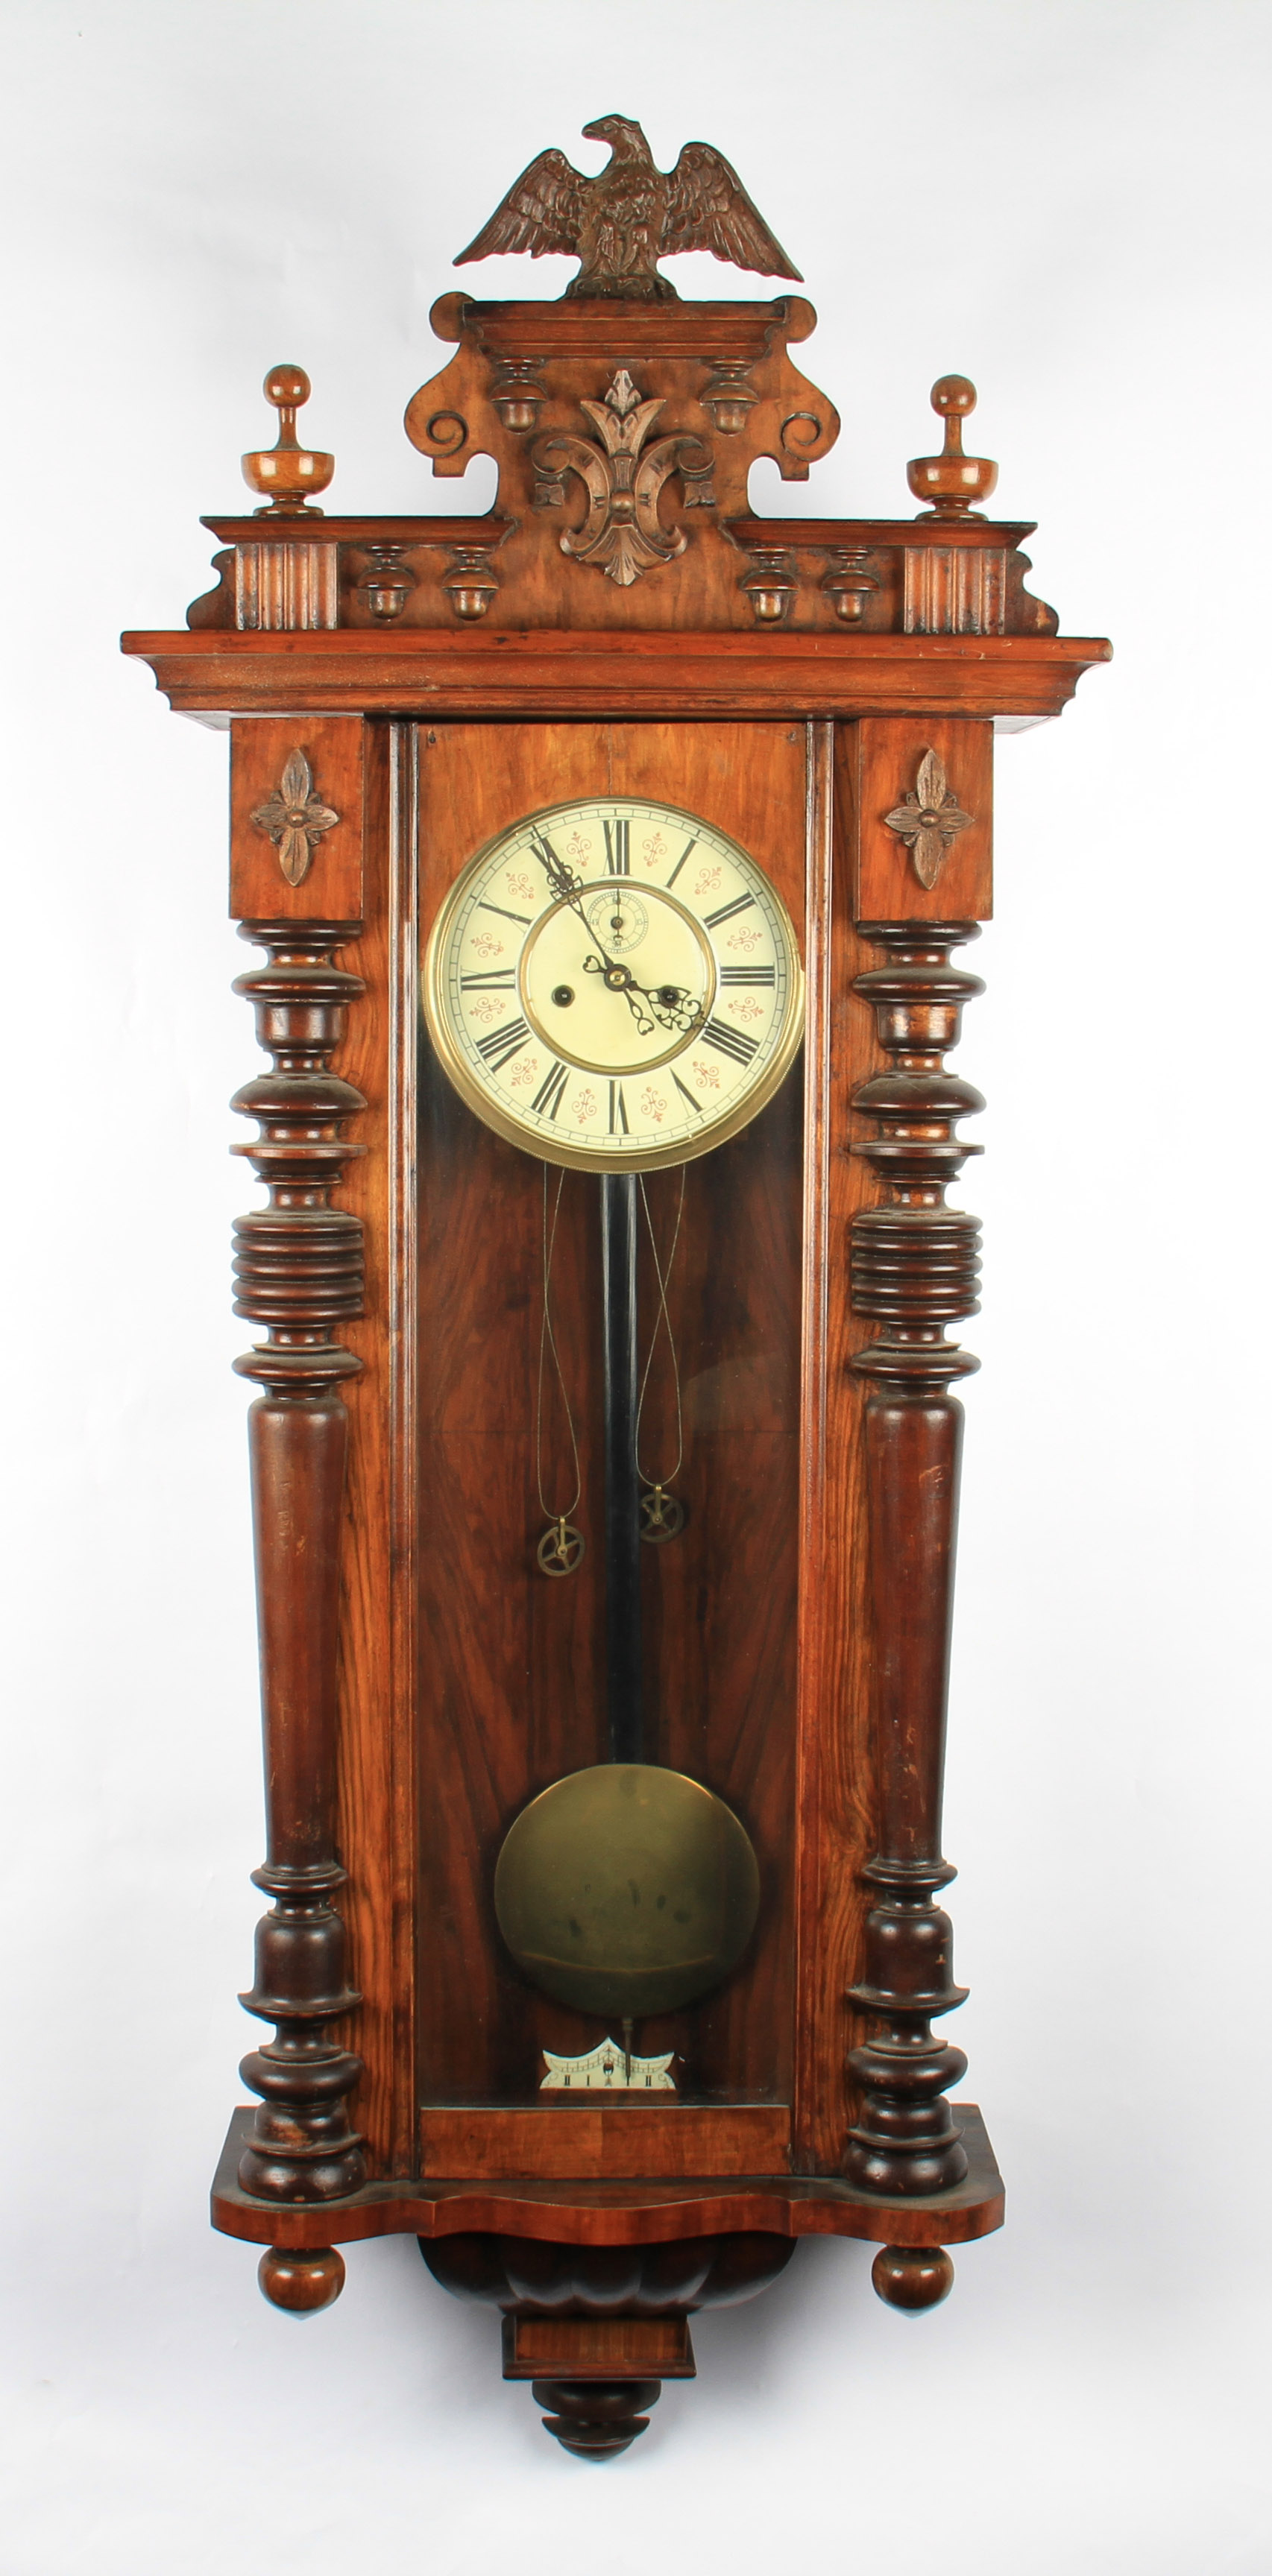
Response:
635,1167,688,1544
535,1168,585,1576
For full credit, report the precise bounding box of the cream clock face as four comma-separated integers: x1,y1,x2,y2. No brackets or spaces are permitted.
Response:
423,796,805,1172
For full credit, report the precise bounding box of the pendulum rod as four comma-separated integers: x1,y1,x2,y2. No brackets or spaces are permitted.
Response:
600,1171,644,1763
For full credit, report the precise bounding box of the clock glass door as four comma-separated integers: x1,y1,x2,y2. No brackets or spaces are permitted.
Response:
413,723,810,2165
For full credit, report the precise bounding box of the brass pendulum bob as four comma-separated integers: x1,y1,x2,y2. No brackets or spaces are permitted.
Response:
494,1172,759,2024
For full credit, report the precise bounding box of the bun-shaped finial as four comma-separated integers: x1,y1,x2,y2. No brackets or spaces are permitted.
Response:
241,364,335,514
907,376,998,520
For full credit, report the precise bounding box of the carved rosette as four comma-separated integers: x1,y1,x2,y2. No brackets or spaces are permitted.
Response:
846,921,985,2201
251,751,341,887
884,750,975,891
530,369,714,586
230,920,368,2220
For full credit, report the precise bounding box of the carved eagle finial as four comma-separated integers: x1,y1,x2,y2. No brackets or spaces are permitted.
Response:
455,113,802,303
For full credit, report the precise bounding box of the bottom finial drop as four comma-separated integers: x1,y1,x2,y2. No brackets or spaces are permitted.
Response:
532,2378,661,2460
871,2244,954,2311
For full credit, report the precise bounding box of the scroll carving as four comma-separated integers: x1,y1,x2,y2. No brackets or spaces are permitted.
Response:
531,370,714,586
846,921,985,2200
230,920,367,2267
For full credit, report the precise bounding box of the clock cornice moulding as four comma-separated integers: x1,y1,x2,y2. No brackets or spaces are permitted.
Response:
122,626,1109,726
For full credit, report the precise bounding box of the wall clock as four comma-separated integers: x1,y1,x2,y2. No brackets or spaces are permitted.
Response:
122,113,1109,2459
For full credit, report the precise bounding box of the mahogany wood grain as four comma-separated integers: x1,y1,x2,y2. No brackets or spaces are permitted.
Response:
122,627,1110,724
735,518,1039,549
429,294,820,360
230,718,365,921
418,2106,790,2180
503,2315,696,2377
212,2102,1004,2247
206,517,517,545
851,718,994,922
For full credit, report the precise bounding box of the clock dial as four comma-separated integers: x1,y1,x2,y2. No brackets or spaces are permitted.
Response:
424,796,805,1170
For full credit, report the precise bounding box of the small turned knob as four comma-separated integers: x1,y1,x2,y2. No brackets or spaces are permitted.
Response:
907,376,998,520
871,2244,954,2311
258,2244,346,2313
242,363,336,515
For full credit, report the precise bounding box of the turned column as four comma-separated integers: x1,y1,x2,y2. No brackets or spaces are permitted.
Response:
844,920,984,2200
230,919,367,2236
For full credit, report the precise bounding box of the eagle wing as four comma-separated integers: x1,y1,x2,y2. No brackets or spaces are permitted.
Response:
456,147,585,265
661,142,802,282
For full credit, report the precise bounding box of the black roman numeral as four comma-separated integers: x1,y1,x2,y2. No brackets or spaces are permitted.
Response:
528,830,561,871
479,900,533,926
704,892,756,930
460,968,517,991
671,1070,703,1115
666,837,697,886
608,1081,629,1134
474,1015,531,1069
719,965,775,987
531,1059,570,1120
700,1014,759,1066
603,818,630,874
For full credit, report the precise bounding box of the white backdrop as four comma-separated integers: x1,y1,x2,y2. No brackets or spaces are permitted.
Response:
3,4,1269,2569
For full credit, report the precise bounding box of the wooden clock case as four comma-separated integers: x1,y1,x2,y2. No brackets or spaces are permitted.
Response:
123,202,1108,2456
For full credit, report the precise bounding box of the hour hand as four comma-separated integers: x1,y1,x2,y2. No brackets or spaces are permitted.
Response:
626,978,703,1036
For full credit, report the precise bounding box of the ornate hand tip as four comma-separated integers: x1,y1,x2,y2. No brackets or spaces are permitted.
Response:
242,362,335,516
907,372,998,521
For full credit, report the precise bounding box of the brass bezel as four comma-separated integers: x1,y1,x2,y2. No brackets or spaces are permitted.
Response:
422,794,806,1175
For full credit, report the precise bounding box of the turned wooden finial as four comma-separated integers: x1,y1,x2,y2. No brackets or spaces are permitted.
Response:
241,364,335,514
907,376,998,520
258,2247,346,2314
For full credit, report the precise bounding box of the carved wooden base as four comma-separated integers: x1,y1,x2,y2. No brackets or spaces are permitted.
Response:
420,2232,787,2457
215,2100,1001,2425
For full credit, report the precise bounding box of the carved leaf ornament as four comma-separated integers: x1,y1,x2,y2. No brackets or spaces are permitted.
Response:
251,749,340,886
532,369,714,587
884,748,974,889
